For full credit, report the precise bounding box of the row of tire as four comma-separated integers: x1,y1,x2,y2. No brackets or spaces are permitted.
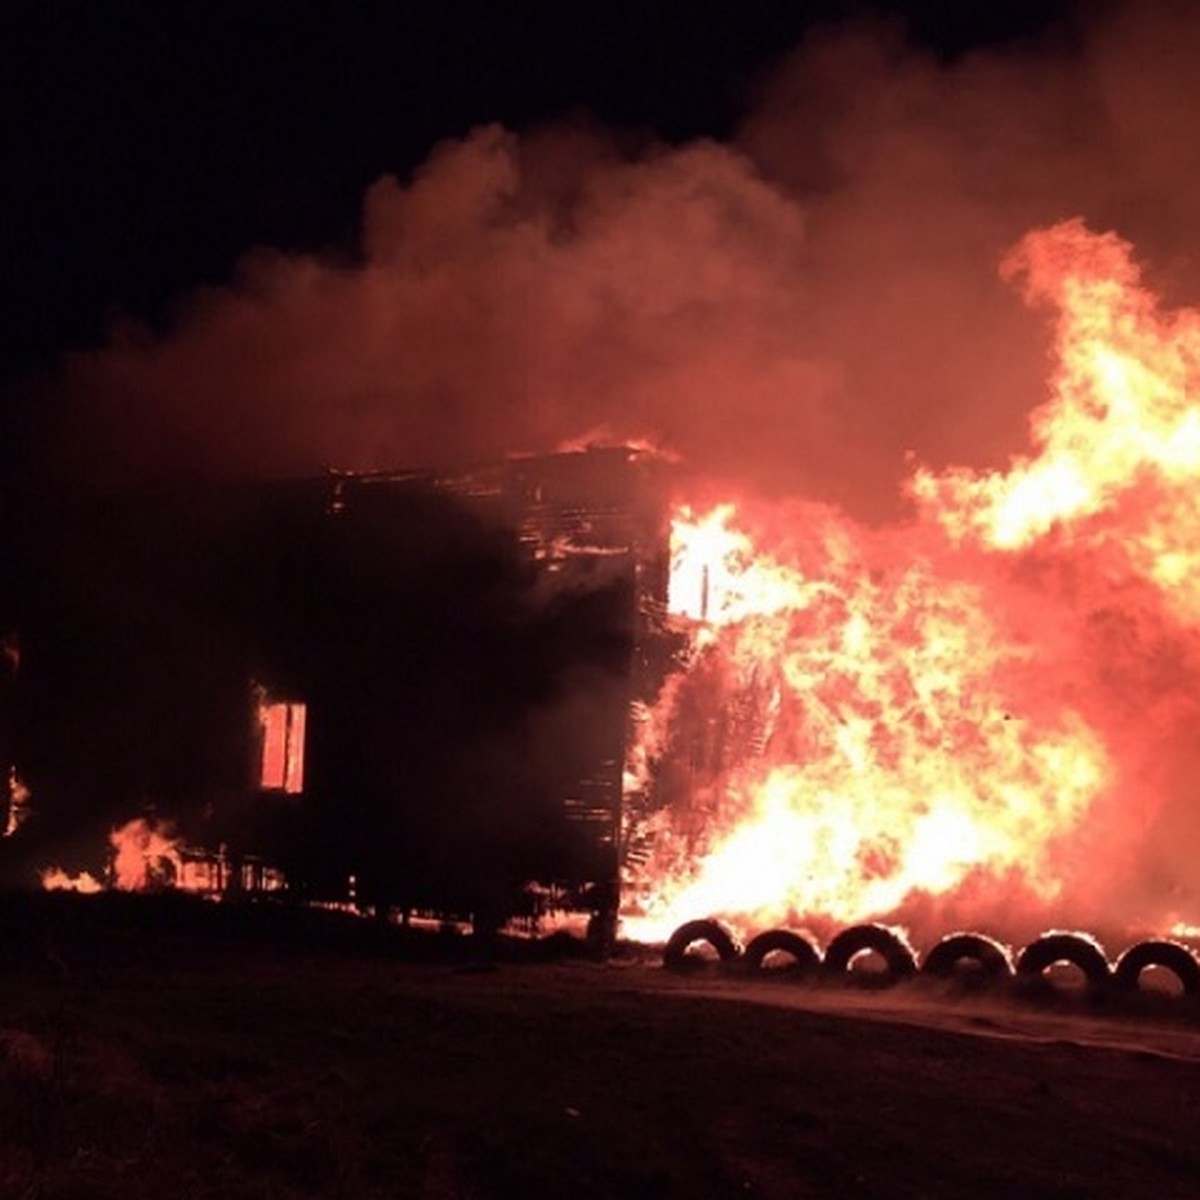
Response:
662,919,1200,997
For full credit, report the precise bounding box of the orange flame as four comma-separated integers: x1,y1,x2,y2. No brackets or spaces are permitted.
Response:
109,817,182,891
4,769,31,838
40,817,183,894
913,218,1200,622
40,867,103,894
624,220,1200,947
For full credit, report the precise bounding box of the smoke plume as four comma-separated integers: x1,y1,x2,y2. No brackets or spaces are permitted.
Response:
41,3,1200,521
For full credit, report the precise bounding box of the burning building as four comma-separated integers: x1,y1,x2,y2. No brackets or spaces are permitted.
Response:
4,445,674,935
8,217,1200,983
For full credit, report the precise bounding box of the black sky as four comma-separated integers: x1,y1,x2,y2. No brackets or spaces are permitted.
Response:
1,1,1087,393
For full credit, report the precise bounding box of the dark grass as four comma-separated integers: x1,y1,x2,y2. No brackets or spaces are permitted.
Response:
4,894,1200,1199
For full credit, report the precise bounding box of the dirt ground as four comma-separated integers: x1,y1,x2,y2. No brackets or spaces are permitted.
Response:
3,896,1200,1199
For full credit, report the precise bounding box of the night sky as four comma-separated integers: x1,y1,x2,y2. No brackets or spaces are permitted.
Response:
2,3,1085,371
1,1,1093,486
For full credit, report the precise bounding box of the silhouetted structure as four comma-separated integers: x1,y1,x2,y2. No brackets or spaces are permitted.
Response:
3,447,673,936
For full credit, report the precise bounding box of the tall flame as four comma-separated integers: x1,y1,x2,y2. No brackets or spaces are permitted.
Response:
914,218,1200,621
624,219,1200,947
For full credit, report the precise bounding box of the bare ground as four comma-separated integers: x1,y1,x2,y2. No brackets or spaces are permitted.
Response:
2,896,1200,1199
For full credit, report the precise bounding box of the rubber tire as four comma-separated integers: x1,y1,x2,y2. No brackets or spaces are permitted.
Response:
741,929,821,979
1113,940,1200,997
823,924,916,986
662,919,741,972
1015,932,1111,991
921,933,1013,987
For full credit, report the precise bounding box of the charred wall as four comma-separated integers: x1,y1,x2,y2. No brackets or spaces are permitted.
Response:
4,448,670,918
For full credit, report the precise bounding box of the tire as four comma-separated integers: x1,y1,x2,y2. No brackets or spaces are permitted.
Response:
1113,940,1200,997
823,924,916,987
662,919,741,972
741,929,821,979
921,933,1013,987
1015,932,1111,991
